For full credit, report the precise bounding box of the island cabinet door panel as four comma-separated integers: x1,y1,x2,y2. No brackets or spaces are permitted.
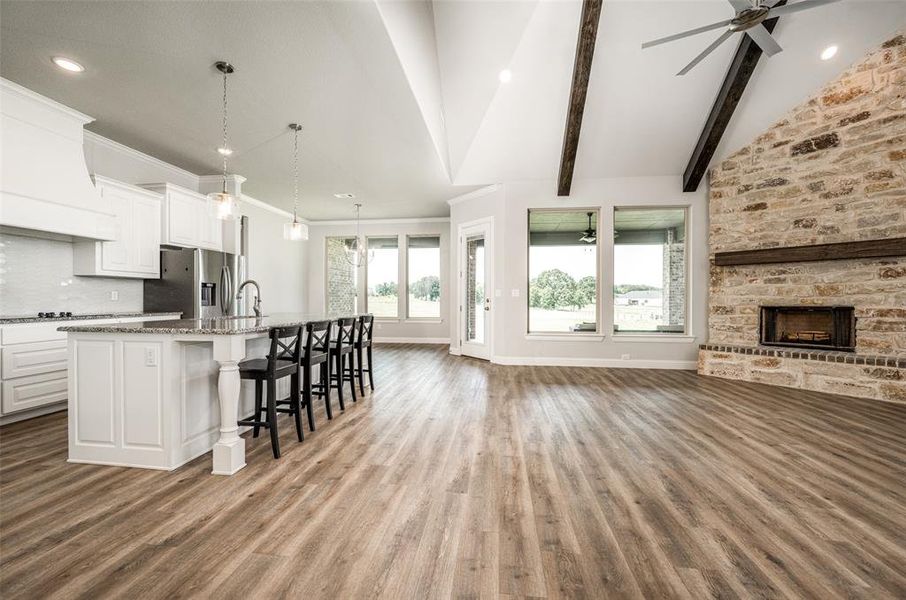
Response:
179,343,220,450
121,342,163,449
73,340,116,447
2,370,67,414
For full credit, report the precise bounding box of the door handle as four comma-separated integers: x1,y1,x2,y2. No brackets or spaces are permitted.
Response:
484,297,490,311
221,266,232,314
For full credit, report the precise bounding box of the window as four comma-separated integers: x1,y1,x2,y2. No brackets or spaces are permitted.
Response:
407,235,441,318
613,207,687,334
366,236,399,318
326,236,359,315
528,209,599,333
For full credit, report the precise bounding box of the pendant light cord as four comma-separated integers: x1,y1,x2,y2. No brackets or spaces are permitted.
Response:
221,67,229,192
292,128,300,222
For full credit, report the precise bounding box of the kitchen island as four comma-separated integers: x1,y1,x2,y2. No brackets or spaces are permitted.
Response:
60,313,356,475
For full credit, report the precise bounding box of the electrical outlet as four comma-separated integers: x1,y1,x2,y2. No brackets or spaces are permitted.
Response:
511,289,520,297
144,348,158,366
621,354,631,360
109,290,119,301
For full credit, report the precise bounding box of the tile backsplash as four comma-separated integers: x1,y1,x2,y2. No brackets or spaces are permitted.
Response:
0,233,143,316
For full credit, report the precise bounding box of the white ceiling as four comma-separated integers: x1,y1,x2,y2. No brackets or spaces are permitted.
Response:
1,0,904,219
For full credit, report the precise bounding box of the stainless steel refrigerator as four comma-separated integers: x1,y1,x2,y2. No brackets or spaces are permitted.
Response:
144,216,249,319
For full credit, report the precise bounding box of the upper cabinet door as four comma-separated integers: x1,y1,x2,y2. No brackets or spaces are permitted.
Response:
100,184,133,272
132,194,161,274
166,189,201,247
197,202,223,251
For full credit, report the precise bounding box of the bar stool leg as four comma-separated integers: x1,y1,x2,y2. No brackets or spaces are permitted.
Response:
291,370,303,443
348,351,357,403
357,345,366,395
252,379,264,438
335,352,346,411
367,345,375,390
303,364,315,432
267,378,280,459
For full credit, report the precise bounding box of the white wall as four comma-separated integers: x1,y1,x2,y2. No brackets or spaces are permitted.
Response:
84,132,309,314
449,177,709,369
306,219,450,342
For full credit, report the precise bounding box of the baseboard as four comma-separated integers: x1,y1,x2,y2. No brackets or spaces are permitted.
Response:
374,337,450,345
0,402,66,426
490,355,697,370
448,347,462,356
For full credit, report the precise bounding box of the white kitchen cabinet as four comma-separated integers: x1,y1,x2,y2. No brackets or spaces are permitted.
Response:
0,314,178,420
72,176,162,278
143,182,223,251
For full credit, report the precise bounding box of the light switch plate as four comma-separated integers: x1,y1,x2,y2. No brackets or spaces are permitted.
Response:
109,290,119,301
145,348,158,366
511,289,520,297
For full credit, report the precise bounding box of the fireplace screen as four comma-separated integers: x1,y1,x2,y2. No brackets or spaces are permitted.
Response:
760,306,855,351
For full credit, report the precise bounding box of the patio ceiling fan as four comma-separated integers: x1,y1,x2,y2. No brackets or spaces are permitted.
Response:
579,212,596,244
642,0,840,76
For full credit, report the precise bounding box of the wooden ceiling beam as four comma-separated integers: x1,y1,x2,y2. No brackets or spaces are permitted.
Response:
557,0,603,197
682,2,785,193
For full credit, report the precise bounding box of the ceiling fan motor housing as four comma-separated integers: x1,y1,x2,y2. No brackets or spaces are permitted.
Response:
730,7,770,32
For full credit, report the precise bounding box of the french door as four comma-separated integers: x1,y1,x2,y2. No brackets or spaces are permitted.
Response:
459,219,492,360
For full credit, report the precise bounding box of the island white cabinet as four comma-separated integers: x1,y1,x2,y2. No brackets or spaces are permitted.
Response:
143,183,223,251
73,176,162,278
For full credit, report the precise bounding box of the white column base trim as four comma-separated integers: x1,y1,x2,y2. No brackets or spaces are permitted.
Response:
212,438,246,475
490,355,697,370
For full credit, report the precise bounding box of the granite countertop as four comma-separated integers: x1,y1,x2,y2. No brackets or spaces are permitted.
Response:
0,311,183,325
58,313,362,335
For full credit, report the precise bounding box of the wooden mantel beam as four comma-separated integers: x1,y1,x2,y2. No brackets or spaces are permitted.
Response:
557,0,603,197
682,2,785,193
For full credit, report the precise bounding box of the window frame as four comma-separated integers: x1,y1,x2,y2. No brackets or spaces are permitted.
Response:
526,207,602,335
405,234,443,321
611,205,690,336
364,234,401,320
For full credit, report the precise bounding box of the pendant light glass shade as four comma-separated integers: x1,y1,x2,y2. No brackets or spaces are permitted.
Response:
208,61,239,220
283,123,309,241
344,203,374,266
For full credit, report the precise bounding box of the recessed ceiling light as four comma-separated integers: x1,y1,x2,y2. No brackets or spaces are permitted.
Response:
52,56,85,73
334,193,355,199
820,45,838,61
217,147,233,156
498,69,512,83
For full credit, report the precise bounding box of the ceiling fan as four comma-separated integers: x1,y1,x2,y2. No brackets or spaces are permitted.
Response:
579,212,596,243
642,0,840,76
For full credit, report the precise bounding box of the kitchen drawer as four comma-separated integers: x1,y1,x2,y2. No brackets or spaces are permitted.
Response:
1,370,67,414
2,340,68,379
1,319,120,345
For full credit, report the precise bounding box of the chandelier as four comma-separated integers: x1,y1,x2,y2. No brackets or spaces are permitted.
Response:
345,203,375,267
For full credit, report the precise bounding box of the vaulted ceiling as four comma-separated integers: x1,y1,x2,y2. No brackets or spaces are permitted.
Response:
1,1,903,219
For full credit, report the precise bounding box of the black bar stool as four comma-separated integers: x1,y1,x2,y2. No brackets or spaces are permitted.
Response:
328,317,357,410
355,314,375,395
237,326,303,459
302,320,332,427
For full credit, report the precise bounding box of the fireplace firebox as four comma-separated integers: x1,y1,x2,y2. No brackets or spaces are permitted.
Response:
760,306,855,352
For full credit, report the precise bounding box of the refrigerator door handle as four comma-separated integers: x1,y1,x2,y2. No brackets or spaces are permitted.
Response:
221,266,233,314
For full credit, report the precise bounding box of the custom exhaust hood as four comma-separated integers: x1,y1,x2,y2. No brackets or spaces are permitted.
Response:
0,78,115,241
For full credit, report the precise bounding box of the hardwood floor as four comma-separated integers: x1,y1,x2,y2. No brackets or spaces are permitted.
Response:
1,344,905,599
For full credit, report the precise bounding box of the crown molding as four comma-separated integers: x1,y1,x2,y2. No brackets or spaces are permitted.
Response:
446,184,502,207
307,216,450,226
1,77,94,124
240,194,308,222
198,173,247,185
83,131,200,185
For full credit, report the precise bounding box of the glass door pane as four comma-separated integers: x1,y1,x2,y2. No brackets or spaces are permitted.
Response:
465,235,485,343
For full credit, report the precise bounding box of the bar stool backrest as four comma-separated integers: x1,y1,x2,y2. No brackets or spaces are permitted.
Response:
306,320,332,356
268,326,302,375
357,314,374,345
334,317,356,350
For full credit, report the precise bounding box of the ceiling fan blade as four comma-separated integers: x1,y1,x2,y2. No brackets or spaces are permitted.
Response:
677,30,735,76
768,0,840,17
746,24,783,56
642,18,734,49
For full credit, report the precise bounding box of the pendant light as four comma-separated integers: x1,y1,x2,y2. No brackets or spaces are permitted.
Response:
208,61,239,220
344,203,375,267
283,123,309,241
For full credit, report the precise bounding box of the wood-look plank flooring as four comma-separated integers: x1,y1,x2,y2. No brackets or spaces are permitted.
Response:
1,344,905,599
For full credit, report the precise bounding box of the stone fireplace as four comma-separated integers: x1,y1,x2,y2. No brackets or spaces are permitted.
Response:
698,31,906,404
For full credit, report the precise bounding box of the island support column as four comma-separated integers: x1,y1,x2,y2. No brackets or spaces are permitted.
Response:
212,335,247,475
